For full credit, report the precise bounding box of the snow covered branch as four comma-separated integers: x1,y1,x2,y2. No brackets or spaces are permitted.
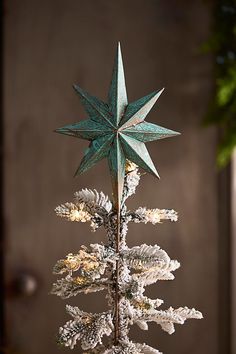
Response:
52,167,202,353
129,207,178,224
58,305,113,350
133,306,203,335
75,189,112,216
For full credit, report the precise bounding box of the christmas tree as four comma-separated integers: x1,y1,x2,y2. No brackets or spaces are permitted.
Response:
51,43,202,354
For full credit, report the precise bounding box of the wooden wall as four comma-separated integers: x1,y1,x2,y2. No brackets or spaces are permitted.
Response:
3,1,220,353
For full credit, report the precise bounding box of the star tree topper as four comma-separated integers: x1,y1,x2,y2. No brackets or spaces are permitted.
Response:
56,43,180,209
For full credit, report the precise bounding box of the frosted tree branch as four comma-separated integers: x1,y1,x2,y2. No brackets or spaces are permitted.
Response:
52,166,202,353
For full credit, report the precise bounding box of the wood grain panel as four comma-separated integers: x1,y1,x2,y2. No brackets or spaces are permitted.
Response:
3,1,218,353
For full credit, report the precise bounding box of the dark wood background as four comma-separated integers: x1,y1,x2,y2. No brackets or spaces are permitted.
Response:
2,1,226,353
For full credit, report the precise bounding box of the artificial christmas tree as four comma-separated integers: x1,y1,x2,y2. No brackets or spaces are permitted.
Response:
51,43,202,354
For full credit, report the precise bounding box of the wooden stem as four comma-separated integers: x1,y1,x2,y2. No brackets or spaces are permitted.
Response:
114,204,120,345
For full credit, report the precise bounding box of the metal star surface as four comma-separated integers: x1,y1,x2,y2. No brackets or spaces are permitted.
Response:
56,43,180,208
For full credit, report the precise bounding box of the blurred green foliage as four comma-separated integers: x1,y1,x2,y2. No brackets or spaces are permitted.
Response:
203,0,236,167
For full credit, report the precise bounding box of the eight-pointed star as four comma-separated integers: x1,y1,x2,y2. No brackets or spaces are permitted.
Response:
55,43,180,208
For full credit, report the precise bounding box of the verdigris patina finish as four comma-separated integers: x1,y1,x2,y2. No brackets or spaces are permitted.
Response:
55,43,180,209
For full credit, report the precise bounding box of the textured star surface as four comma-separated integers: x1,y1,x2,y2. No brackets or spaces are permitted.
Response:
56,43,180,208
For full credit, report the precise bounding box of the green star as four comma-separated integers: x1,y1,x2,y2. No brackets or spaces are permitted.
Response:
56,43,180,208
